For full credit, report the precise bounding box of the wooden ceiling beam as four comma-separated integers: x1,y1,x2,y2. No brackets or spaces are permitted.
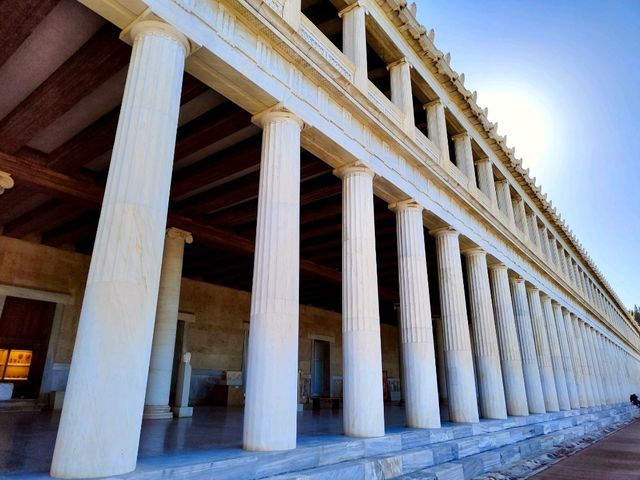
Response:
0,25,130,153
3,199,89,238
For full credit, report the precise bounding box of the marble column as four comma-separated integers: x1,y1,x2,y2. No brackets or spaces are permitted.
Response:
570,314,595,406
510,276,545,414
540,295,570,410
388,58,414,126
340,2,367,89
463,249,507,419
563,309,588,408
552,302,580,409
495,180,516,226
586,327,607,404
434,315,449,408
453,133,477,185
425,100,450,163
512,197,529,242
488,264,529,416
580,323,603,405
50,21,189,479
475,158,497,207
432,227,479,423
595,334,614,404
525,213,539,249
144,228,193,419
526,287,559,412
243,109,304,451
338,163,385,437
392,201,440,428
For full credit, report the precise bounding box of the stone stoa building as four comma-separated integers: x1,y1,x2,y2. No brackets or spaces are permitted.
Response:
0,0,638,479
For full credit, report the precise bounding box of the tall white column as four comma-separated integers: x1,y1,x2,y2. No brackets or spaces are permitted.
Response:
488,264,529,416
579,322,603,405
526,213,539,249
495,180,516,227
475,158,497,207
432,227,479,423
425,100,450,163
526,287,559,412
552,302,580,409
512,197,529,243
563,308,588,408
595,334,614,404
388,58,414,130
51,21,189,479
463,249,507,419
453,133,477,185
243,109,303,451
392,201,440,428
586,327,607,404
340,2,367,89
338,163,385,437
570,314,595,406
510,276,545,414
540,295,570,410
144,228,193,419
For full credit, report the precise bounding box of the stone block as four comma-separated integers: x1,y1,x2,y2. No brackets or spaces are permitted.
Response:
453,437,479,458
432,443,456,464
401,429,433,449
362,455,403,479
319,440,365,466
500,445,520,464
400,448,435,472
476,450,502,471
364,435,402,456
422,462,465,480
453,456,483,479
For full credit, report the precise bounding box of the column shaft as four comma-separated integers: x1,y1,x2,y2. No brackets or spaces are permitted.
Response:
453,133,477,185
580,323,602,405
495,180,515,226
570,314,595,406
393,202,440,428
144,228,192,418
51,21,188,478
464,249,507,419
510,277,545,413
340,164,385,437
432,228,479,423
243,109,303,451
425,100,450,163
563,309,588,407
388,58,414,124
340,3,367,88
475,158,497,207
541,296,570,410
488,265,529,416
552,303,580,409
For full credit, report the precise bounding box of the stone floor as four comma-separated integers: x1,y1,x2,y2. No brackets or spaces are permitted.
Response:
530,416,640,480
0,405,409,476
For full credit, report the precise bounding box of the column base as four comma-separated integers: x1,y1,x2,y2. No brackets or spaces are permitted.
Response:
143,404,174,420
172,406,193,418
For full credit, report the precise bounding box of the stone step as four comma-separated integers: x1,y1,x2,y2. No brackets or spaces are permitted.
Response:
265,405,636,480
0,399,42,413
105,404,634,480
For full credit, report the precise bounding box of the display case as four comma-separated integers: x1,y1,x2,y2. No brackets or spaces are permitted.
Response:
1,349,32,381
0,350,7,379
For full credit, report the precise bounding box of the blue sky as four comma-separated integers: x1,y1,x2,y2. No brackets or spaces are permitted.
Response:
415,0,640,309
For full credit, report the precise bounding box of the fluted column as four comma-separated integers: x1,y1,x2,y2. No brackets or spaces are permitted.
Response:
392,201,440,428
579,323,603,405
340,2,367,89
495,180,515,226
527,287,559,412
540,295,570,410
51,21,189,479
595,334,614,404
243,108,303,451
570,314,595,406
510,276,545,413
432,227,479,423
463,249,507,419
512,197,529,242
453,133,477,185
425,100,450,163
488,264,529,416
388,58,414,131
586,327,607,404
475,158,497,207
552,302,580,409
563,309,588,407
338,163,385,437
144,228,193,419
526,213,539,249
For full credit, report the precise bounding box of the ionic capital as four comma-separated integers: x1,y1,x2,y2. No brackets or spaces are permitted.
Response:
339,1,366,18
386,57,411,71
388,199,422,213
333,161,375,179
252,104,304,129
166,227,193,244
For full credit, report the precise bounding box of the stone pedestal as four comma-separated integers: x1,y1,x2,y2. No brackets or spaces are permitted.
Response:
392,201,440,428
144,228,192,420
488,264,529,416
432,228,479,424
510,277,545,414
172,352,193,418
50,20,188,479
338,163,385,437
463,249,507,419
243,109,303,451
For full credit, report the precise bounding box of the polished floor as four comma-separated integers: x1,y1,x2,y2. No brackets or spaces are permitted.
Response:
531,416,640,480
0,405,412,477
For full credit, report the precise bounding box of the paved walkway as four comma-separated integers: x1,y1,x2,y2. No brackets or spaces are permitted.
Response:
531,417,640,480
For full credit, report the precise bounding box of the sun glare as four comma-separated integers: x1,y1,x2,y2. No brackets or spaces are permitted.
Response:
478,89,551,171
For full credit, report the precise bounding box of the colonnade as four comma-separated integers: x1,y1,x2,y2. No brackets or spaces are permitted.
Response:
47,17,639,480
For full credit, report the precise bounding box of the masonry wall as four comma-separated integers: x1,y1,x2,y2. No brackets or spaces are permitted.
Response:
0,236,401,405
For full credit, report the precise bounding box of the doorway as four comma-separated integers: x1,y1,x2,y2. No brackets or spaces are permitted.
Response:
0,297,56,399
311,339,330,398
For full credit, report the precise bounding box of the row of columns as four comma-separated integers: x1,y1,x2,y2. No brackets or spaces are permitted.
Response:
48,16,639,480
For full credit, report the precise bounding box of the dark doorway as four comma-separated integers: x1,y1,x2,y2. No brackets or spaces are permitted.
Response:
311,339,330,397
0,297,56,399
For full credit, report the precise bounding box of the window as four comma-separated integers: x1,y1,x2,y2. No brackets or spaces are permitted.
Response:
0,349,32,381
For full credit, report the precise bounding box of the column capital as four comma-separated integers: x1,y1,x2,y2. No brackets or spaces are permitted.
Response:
539,293,550,302
429,226,458,238
338,1,366,18
166,227,193,244
451,132,470,142
124,19,191,56
389,199,423,213
509,274,525,284
487,262,508,272
474,157,490,166
386,57,411,71
252,105,304,129
423,98,444,110
525,285,540,294
333,162,375,179
461,246,486,258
